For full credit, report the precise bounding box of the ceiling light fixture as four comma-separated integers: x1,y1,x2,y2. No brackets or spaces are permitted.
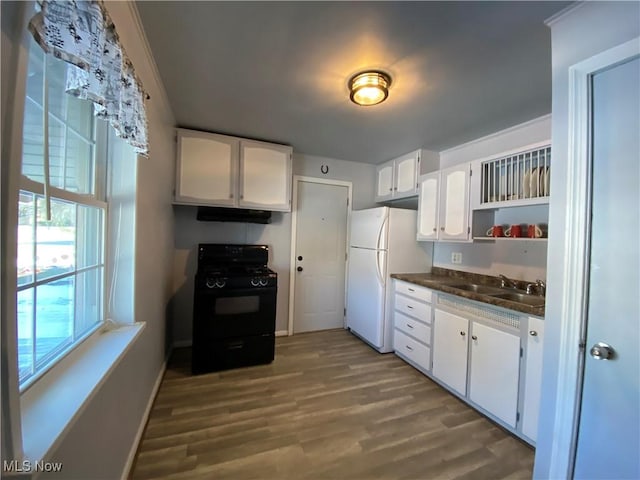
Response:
349,70,392,106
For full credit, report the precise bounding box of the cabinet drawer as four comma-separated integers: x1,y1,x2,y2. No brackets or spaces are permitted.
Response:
395,294,432,323
394,312,432,345
394,329,431,371
395,281,433,303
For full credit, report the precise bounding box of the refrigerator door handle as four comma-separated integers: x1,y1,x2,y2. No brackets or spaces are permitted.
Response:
376,250,386,287
376,215,388,251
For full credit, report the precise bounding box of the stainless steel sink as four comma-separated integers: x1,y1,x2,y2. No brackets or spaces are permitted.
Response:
488,292,546,307
450,283,503,294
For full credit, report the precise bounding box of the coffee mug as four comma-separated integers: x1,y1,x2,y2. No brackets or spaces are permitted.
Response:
528,224,544,238
505,225,523,238
486,225,504,237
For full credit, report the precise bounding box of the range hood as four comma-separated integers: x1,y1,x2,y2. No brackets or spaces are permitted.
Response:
196,207,272,224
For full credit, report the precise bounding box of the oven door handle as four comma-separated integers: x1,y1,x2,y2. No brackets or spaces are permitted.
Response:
196,286,277,297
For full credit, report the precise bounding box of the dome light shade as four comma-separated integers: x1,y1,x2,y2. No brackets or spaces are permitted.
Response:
349,70,392,106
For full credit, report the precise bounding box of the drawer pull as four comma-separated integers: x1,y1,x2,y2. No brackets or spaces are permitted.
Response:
408,288,415,292
406,305,414,309
460,331,466,336
406,323,414,329
405,345,413,351
472,335,478,341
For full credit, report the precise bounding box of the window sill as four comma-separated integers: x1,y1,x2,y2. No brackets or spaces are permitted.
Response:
19,322,145,462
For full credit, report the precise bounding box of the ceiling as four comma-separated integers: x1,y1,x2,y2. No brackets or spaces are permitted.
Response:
136,1,570,164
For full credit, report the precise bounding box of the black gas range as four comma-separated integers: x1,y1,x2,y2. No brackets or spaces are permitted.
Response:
192,244,277,374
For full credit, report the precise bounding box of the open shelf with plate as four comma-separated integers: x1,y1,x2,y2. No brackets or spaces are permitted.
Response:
475,145,551,210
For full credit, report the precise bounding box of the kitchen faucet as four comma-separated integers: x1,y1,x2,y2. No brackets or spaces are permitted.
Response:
499,274,518,289
525,279,547,296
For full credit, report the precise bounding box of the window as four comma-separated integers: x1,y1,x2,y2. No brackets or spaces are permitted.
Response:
16,36,107,388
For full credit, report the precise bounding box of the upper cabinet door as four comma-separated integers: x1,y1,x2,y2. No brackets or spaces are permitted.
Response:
439,163,471,241
417,172,440,241
239,140,292,211
395,151,419,197
375,161,395,202
175,129,238,205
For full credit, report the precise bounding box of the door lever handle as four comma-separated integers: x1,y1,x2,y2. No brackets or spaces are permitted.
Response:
590,342,615,360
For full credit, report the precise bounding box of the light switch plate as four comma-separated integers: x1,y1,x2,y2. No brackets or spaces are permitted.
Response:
451,252,462,264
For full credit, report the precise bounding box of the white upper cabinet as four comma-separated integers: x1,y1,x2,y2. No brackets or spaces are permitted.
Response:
175,129,239,206
239,139,292,211
174,128,292,211
417,172,440,240
440,163,471,241
376,161,395,201
375,149,438,202
394,151,420,196
417,163,471,242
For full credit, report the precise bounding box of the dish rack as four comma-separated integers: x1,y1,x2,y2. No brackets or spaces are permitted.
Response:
480,145,551,205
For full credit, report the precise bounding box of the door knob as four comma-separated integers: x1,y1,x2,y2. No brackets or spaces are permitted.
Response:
590,342,615,360
297,266,303,272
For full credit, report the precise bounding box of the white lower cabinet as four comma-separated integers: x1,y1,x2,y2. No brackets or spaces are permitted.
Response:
521,316,545,442
469,321,520,427
391,283,545,445
393,280,433,372
432,309,469,396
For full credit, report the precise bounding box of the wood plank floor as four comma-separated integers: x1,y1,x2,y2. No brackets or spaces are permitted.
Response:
130,329,534,480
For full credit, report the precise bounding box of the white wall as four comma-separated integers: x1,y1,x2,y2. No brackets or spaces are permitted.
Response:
534,3,640,478
431,115,551,281
170,153,376,344
293,153,377,210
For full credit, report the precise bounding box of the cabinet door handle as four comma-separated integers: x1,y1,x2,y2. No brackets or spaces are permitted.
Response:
472,335,478,340
240,194,244,199
433,228,437,232
529,330,538,336
229,194,234,199
406,305,413,309
406,323,414,329
440,227,445,231
389,188,393,192
405,345,413,351
394,187,398,191
408,288,415,292
460,331,466,336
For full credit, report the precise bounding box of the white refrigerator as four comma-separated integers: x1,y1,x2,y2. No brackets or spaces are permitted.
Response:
346,206,432,353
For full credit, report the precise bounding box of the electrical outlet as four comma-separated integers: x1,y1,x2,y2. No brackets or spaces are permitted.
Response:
451,252,462,264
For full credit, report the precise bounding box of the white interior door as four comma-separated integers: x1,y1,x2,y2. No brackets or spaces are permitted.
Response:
573,56,639,479
293,180,349,334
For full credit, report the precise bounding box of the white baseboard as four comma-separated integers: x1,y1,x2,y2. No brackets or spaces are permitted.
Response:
120,359,167,480
275,330,289,337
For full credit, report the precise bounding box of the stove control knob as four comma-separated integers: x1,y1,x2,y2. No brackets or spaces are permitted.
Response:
259,279,268,287
206,278,216,289
250,278,259,287
215,279,226,288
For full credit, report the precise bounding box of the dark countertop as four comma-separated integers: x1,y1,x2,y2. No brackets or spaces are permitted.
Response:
391,267,545,317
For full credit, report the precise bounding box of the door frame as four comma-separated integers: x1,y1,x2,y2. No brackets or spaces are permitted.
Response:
546,37,639,478
287,176,353,336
